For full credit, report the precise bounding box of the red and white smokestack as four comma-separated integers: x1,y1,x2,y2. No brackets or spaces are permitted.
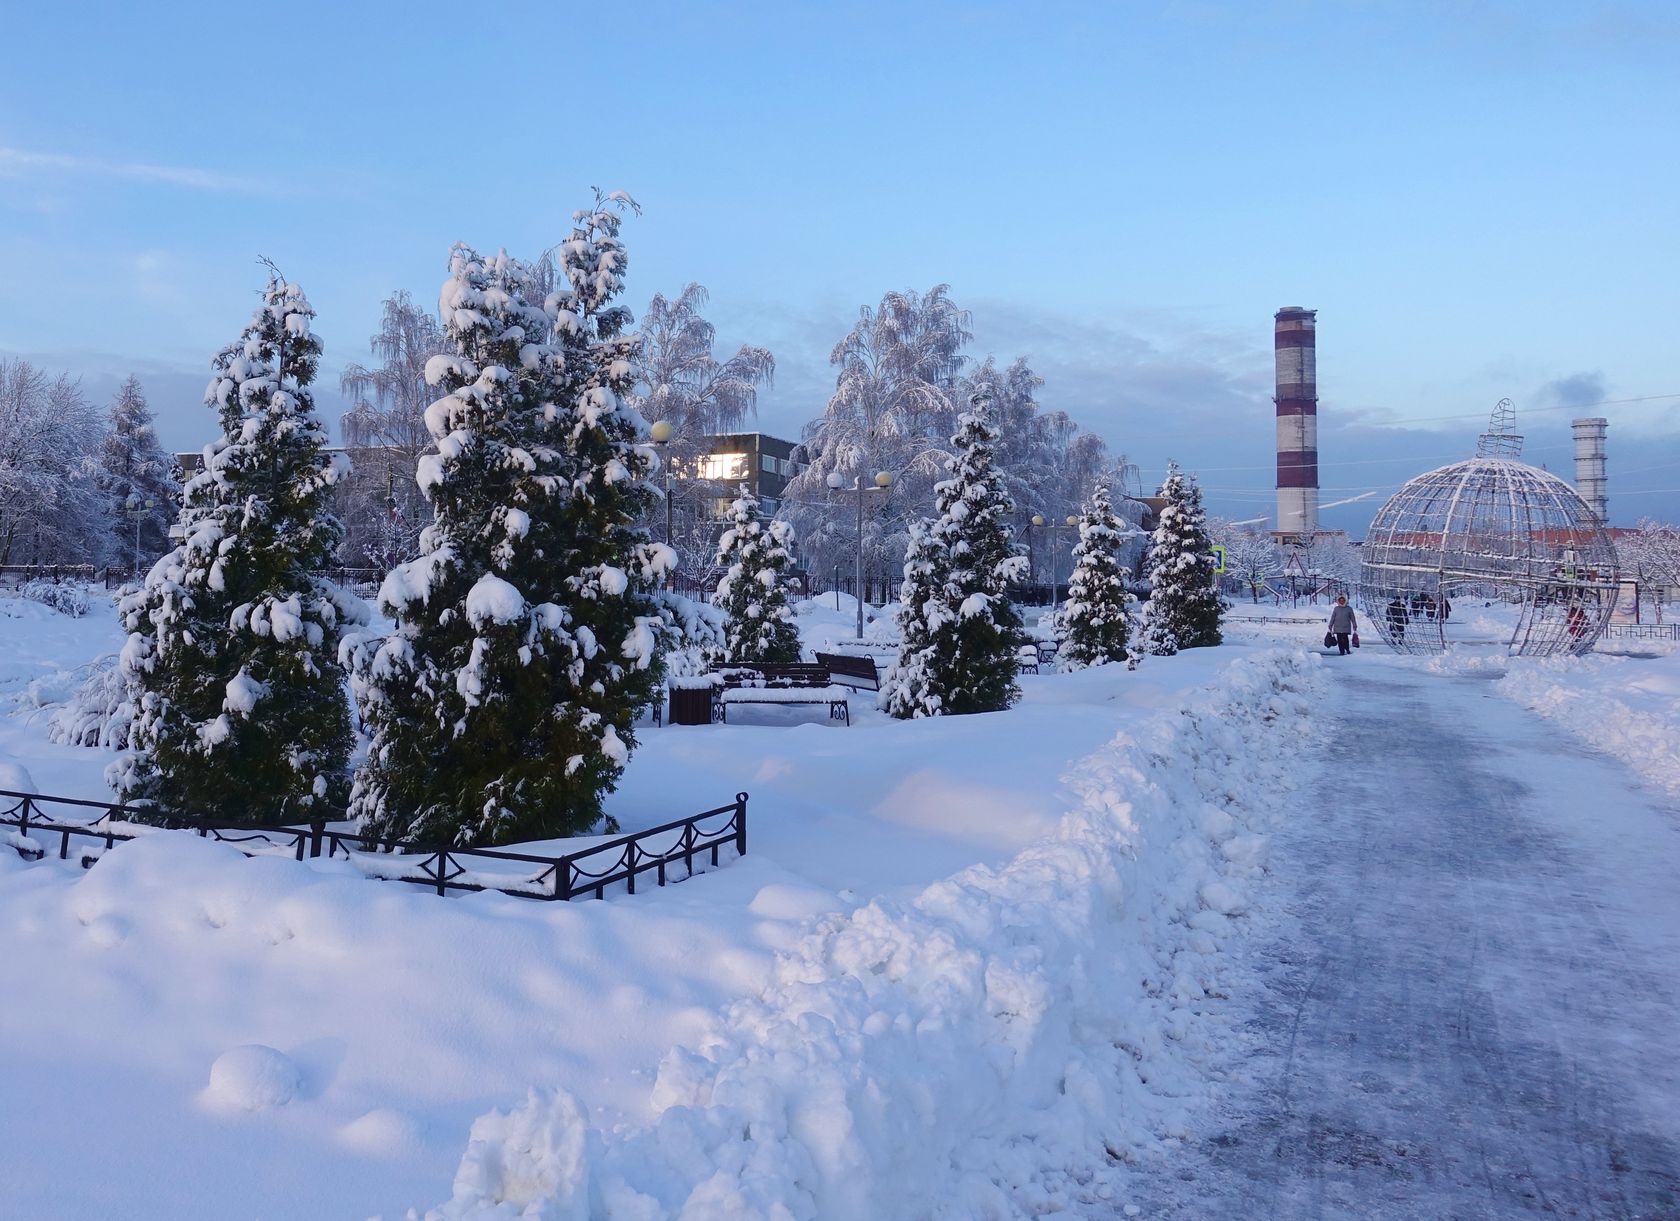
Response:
1274,306,1319,541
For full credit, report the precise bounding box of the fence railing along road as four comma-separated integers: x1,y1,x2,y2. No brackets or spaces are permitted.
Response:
0,789,747,901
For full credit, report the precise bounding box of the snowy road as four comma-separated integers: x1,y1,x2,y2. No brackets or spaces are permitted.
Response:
1126,659,1680,1218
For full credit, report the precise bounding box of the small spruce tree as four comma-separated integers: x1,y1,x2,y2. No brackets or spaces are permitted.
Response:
96,376,178,570
883,399,1026,717
348,198,667,848
880,518,950,718
112,276,363,821
714,487,802,664
1060,483,1136,669
1139,462,1225,655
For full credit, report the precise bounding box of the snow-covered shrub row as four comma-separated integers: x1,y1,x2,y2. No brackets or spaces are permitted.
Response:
15,579,92,618
1496,653,1680,796
426,648,1322,1221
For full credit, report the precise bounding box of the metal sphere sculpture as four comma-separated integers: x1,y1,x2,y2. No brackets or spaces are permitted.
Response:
1358,401,1619,657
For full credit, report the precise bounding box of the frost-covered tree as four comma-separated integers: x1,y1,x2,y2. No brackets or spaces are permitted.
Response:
1624,519,1680,622
1140,463,1224,654
882,400,1027,718
1207,519,1278,604
112,276,363,821
1059,484,1135,669
713,487,801,664
633,283,773,466
348,197,668,848
96,376,178,570
781,286,971,576
0,359,107,566
336,290,445,567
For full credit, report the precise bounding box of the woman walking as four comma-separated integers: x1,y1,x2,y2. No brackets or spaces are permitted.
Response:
1328,595,1357,655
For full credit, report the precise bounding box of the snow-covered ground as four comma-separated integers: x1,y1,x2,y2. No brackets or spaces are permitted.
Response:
0,587,1321,1219
13,585,1675,1218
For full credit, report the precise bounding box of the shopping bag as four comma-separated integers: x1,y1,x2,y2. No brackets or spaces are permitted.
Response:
1323,631,1335,649
1352,633,1361,648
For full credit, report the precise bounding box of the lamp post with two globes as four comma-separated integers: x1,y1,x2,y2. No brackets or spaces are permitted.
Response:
826,469,895,641
123,494,155,582
1032,512,1079,607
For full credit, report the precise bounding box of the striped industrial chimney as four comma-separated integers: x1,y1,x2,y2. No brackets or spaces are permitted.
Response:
1274,306,1319,542
1572,417,1608,523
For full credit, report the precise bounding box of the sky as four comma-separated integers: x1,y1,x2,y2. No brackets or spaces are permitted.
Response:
2,0,1677,533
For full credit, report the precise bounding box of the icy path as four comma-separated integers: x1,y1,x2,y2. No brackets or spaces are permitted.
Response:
1126,659,1680,1218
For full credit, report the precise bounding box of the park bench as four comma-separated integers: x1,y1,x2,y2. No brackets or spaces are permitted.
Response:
712,663,851,726
813,651,881,693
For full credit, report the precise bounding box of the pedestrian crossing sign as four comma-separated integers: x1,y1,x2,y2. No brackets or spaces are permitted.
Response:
1210,545,1226,574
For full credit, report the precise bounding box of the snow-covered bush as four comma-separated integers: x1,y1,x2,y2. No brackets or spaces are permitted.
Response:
111,275,364,822
46,655,136,750
1059,484,1135,670
15,579,91,618
348,197,669,848
882,400,1027,718
653,589,726,678
714,488,801,665
1140,463,1224,655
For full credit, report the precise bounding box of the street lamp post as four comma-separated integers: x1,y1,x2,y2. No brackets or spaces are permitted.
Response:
827,469,895,640
1036,513,1079,607
648,420,674,548
123,494,155,581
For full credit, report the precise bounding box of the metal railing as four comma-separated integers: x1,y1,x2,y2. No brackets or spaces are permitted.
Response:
0,788,747,902
1603,623,1680,641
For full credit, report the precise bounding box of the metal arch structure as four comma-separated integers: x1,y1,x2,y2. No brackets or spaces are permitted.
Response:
1358,457,1620,657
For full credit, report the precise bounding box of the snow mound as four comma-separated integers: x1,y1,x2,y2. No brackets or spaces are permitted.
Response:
425,648,1322,1220
0,762,37,793
205,1044,302,1112
339,1107,424,1157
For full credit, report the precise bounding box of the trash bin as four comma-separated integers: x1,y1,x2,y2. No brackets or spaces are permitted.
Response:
667,681,715,726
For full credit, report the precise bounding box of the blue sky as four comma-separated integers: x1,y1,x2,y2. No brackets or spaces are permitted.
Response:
2,0,1676,530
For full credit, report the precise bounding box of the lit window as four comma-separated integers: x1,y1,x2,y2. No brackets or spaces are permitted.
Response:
698,452,749,481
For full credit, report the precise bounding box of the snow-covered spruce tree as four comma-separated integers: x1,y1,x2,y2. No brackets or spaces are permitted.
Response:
96,376,178,568
879,518,949,717
713,486,801,665
883,400,1027,718
111,277,363,821
1059,483,1135,669
1139,463,1225,655
348,203,668,848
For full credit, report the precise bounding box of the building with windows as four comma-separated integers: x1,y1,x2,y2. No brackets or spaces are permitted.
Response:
684,432,805,518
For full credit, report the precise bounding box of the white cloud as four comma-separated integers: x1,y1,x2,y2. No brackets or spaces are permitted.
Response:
0,146,265,193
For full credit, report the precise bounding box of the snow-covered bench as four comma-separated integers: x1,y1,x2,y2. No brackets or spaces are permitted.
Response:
712,664,851,726
813,651,881,692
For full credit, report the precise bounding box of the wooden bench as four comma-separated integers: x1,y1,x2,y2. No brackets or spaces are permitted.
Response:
813,651,881,692
712,663,851,725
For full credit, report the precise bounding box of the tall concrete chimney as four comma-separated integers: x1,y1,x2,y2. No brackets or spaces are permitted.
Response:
1274,307,1319,541
1572,417,1608,523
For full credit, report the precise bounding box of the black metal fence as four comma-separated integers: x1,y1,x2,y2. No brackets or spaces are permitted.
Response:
0,788,747,902
1603,622,1680,641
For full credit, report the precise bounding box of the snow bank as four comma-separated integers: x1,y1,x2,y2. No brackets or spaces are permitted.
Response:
1496,652,1680,796
427,648,1321,1220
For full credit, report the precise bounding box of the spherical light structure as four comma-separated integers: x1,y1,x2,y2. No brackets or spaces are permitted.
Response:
1358,456,1619,657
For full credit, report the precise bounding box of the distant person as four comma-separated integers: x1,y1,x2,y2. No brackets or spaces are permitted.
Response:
1440,596,1452,622
1328,595,1357,655
1566,603,1589,644
1387,596,1410,645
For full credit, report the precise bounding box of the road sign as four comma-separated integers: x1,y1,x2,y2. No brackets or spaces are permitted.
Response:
1210,545,1226,574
